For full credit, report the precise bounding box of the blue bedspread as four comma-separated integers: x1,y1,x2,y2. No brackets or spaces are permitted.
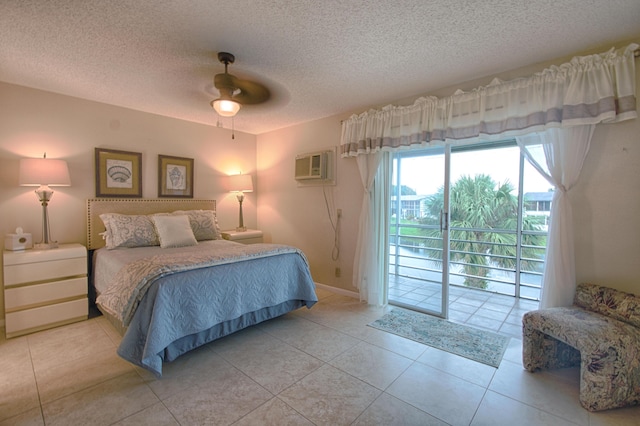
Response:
95,242,317,376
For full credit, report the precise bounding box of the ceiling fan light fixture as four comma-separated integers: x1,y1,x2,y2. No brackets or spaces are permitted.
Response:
210,51,268,120
212,98,241,117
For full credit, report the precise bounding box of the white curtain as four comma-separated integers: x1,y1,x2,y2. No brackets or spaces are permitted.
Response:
353,152,391,305
340,44,637,305
347,108,391,305
517,126,594,308
341,44,637,157
354,152,382,304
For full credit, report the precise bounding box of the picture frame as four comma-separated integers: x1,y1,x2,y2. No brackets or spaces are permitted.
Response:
95,148,142,198
158,155,194,198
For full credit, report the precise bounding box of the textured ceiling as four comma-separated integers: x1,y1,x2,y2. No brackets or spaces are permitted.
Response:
1,0,639,135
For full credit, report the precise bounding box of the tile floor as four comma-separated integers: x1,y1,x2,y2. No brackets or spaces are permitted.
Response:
1,288,639,425
388,275,541,340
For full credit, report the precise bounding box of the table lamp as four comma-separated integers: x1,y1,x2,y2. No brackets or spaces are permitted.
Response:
228,174,253,232
19,153,71,249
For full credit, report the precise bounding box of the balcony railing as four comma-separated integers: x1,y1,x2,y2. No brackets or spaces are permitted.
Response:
389,222,545,301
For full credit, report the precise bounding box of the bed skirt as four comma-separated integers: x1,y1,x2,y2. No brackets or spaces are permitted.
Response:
98,299,310,376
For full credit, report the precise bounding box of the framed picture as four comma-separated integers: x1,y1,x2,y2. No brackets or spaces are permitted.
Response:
95,148,142,198
158,155,194,198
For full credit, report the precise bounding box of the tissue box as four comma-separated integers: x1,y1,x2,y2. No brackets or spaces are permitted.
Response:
5,233,33,251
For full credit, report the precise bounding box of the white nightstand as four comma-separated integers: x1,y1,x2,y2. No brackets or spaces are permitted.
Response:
221,229,264,244
3,243,88,338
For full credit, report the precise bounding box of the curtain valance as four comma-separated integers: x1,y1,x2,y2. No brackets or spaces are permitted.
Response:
341,44,638,157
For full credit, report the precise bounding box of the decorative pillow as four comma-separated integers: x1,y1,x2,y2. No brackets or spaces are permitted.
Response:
151,214,198,248
99,213,160,249
171,210,221,241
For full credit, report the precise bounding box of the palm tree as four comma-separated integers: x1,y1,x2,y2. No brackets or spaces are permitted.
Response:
420,174,546,289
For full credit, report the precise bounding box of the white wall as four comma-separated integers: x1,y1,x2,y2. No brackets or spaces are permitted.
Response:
257,41,640,297
256,116,361,292
0,82,258,320
572,116,640,293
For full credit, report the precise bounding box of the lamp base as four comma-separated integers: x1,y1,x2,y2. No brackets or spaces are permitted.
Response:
235,226,247,232
34,242,59,250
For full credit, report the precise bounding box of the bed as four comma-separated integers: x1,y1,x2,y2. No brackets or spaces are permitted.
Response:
87,198,317,377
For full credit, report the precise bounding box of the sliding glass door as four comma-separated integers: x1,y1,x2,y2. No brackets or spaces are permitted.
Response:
388,141,550,318
389,146,450,318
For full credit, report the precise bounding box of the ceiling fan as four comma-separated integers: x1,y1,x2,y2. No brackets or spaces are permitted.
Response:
210,52,270,118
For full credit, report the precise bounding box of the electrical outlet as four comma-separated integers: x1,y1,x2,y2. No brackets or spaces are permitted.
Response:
337,208,342,218
335,267,341,277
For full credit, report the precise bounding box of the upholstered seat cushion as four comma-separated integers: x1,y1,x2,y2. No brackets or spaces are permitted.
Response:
524,307,640,373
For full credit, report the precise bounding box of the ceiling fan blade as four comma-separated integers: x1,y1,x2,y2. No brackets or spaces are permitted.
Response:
233,79,270,105
212,51,270,106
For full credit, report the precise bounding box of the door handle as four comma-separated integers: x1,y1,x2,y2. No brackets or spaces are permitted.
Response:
440,210,448,232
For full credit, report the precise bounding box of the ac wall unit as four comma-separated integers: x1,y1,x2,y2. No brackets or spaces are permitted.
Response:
295,152,327,180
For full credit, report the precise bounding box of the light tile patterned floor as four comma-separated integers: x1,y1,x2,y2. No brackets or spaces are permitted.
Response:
389,274,541,340
1,288,639,425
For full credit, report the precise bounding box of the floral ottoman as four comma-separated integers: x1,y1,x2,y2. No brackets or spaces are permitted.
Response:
522,283,640,411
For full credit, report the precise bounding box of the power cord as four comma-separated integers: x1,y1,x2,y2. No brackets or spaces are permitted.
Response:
322,183,340,261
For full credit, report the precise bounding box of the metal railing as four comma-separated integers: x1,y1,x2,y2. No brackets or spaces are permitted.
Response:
389,222,545,301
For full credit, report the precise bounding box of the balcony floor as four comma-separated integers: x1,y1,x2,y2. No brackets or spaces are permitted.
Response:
389,274,539,340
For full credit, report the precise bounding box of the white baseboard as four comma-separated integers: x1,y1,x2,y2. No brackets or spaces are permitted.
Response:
314,282,360,299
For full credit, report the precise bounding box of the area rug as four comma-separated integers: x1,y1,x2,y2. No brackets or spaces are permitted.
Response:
368,309,510,367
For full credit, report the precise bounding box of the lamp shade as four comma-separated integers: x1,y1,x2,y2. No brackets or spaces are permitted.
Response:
19,157,71,186
212,99,241,117
228,174,253,192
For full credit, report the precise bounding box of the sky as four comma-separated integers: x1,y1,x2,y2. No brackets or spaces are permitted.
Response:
396,146,554,196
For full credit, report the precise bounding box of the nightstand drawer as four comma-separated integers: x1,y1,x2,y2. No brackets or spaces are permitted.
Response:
4,277,87,311
234,237,263,244
4,257,86,286
5,298,88,337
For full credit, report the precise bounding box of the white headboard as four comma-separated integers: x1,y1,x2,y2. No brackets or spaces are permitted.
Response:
86,198,216,250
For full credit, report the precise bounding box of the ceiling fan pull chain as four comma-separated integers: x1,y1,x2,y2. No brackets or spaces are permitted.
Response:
232,117,235,140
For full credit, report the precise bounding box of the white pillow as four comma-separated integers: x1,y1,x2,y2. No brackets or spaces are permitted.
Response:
151,214,198,248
